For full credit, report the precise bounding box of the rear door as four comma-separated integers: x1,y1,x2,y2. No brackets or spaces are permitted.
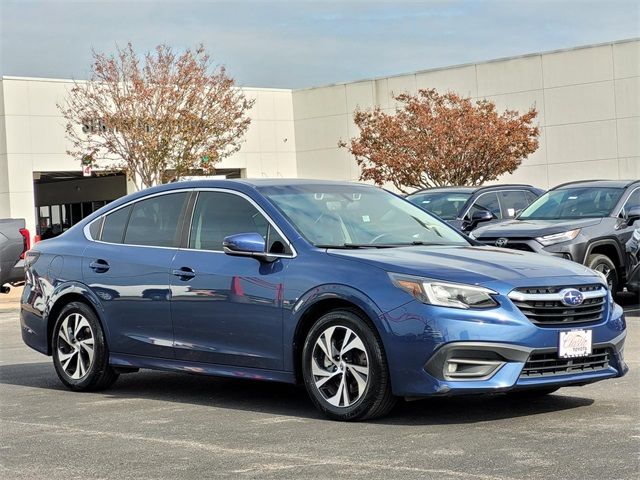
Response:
83,191,191,358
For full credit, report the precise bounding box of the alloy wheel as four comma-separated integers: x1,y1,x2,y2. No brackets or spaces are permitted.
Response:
311,325,369,408
593,263,614,290
57,313,95,380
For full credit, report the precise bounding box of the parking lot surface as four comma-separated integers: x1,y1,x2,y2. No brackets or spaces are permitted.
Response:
1,289,638,480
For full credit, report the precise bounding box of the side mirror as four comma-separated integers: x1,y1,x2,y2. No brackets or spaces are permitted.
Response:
626,206,640,226
223,232,275,262
464,210,494,231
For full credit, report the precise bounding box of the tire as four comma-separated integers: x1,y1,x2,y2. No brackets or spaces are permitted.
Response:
508,386,560,398
52,301,119,391
586,254,618,294
301,309,396,421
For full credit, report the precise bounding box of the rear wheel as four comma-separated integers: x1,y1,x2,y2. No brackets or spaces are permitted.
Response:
302,309,396,421
586,254,618,293
52,301,119,391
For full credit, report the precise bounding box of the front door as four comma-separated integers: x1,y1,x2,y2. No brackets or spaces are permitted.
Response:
170,190,292,370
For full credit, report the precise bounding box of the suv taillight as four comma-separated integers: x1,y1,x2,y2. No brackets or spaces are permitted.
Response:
19,228,30,259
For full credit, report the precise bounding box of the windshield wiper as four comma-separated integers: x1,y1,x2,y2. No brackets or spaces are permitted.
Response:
315,243,398,249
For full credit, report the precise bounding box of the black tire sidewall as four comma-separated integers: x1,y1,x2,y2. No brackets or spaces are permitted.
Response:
52,301,109,391
586,254,618,293
302,310,389,421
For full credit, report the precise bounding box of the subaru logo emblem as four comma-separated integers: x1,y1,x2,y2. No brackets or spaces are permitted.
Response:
495,238,508,247
560,288,584,307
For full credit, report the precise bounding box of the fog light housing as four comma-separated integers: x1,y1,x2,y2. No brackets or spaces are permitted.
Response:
443,358,504,380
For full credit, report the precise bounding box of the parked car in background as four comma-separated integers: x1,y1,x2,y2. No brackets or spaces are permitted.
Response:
0,218,29,293
625,225,640,295
20,180,627,421
471,180,640,294
406,184,544,232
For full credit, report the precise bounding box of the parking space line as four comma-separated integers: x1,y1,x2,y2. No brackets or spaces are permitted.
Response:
4,419,518,480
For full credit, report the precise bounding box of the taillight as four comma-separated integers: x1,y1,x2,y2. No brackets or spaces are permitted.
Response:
19,228,30,259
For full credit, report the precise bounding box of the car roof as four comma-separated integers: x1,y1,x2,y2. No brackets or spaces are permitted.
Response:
408,184,540,196
552,179,639,190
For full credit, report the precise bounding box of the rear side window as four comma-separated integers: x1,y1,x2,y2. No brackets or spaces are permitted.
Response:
498,191,529,218
123,193,189,247
189,191,290,254
88,217,103,239
467,192,501,220
101,205,132,243
525,191,539,205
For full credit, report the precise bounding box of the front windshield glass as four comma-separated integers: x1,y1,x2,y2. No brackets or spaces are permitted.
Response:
519,187,623,220
407,192,471,220
260,184,469,247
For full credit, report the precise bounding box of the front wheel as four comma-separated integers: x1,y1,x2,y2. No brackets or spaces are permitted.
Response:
301,309,396,421
586,254,618,293
52,301,119,391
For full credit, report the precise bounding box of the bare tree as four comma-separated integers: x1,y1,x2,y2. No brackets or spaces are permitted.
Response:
60,43,253,190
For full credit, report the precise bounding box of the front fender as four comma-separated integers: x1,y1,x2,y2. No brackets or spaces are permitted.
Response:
283,283,390,372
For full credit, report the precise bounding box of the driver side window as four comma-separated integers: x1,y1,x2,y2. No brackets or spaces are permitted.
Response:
466,192,501,220
189,191,290,254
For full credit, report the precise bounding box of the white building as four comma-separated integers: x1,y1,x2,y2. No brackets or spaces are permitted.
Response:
1,38,639,239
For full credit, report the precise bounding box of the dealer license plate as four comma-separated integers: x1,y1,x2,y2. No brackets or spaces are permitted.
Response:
558,329,592,358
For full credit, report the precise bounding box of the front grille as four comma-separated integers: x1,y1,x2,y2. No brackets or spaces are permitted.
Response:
481,241,535,252
520,348,610,378
509,284,607,326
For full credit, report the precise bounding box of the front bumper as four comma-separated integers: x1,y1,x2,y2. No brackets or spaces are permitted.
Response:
380,296,627,397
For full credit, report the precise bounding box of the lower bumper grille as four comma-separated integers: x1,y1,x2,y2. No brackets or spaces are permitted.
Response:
519,347,611,378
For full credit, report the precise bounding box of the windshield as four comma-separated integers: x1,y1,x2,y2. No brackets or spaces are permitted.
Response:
260,184,469,248
406,192,471,220
519,187,623,220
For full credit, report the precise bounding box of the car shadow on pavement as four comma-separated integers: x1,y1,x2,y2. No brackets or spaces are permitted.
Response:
0,361,594,425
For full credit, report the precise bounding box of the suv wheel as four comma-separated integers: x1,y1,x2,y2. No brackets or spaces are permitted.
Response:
302,309,396,421
52,301,119,391
586,254,618,293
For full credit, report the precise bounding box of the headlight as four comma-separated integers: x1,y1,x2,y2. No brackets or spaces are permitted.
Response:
389,273,498,309
535,229,581,246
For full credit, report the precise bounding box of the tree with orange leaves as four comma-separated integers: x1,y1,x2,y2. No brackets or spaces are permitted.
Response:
340,89,539,194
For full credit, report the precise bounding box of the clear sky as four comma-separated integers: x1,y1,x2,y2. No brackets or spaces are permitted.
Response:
1,0,638,89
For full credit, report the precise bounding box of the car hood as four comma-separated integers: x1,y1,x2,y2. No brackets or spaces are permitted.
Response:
473,218,602,239
328,245,597,286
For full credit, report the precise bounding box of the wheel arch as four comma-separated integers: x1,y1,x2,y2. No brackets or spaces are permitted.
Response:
585,240,625,281
45,282,107,355
288,285,389,383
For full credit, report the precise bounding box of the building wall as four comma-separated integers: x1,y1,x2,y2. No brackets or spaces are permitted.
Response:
0,76,297,235
292,38,640,189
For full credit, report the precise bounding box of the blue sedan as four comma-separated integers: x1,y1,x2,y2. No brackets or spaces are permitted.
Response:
20,179,627,420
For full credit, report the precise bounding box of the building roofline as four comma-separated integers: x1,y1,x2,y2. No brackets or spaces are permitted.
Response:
293,37,640,92
0,75,292,92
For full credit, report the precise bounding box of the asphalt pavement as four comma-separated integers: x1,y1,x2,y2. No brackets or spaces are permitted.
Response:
1,289,638,480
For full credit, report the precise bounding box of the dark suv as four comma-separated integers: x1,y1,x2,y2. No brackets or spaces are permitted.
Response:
406,184,543,232
471,180,640,293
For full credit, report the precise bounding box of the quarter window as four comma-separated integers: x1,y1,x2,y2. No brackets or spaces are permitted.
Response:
189,192,290,254
123,193,189,247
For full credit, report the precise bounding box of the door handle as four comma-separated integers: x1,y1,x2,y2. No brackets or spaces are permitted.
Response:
172,267,196,280
89,259,110,273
